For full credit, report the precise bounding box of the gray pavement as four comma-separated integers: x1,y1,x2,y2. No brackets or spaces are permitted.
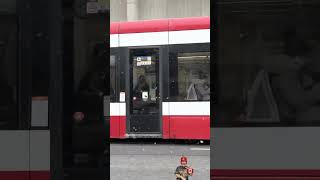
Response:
110,143,210,180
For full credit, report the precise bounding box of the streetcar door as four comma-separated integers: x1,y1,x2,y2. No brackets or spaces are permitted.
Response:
128,48,161,134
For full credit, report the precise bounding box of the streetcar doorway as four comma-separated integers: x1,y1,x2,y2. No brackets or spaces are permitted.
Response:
62,6,109,178
128,48,161,134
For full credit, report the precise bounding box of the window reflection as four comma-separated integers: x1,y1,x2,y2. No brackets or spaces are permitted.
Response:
215,2,320,127
0,6,18,129
110,55,117,102
171,52,210,101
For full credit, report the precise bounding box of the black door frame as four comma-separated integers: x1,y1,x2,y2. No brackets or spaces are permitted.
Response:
122,46,164,135
110,48,120,102
19,0,64,179
18,0,32,130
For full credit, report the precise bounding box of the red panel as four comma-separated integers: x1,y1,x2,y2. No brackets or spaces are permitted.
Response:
119,116,126,138
30,171,50,180
169,16,210,31
110,116,120,138
162,116,170,139
110,116,126,138
211,169,320,179
118,19,168,34
169,116,210,140
0,171,28,180
0,171,50,180
110,22,120,34
212,178,320,180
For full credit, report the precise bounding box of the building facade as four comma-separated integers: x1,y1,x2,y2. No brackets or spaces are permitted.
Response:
111,0,210,22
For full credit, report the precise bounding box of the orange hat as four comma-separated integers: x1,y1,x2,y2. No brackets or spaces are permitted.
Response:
180,156,188,164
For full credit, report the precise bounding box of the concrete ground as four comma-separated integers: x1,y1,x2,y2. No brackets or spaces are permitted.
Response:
110,143,210,180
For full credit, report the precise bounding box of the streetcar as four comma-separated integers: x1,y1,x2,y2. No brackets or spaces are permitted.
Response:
212,0,320,179
0,0,108,179
110,16,210,140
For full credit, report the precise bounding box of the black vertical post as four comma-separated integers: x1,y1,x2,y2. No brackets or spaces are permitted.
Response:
212,0,218,128
18,0,32,130
48,0,64,180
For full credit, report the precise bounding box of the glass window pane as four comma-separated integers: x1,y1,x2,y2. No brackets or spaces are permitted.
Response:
170,52,210,101
215,1,320,127
0,3,18,129
110,55,117,102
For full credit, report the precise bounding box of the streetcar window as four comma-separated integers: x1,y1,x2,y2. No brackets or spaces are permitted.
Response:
0,1,16,13
110,55,118,102
214,1,320,127
0,7,18,129
170,52,210,101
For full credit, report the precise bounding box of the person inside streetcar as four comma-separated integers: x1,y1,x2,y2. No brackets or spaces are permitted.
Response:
72,43,108,168
133,75,150,101
186,70,210,101
259,28,320,124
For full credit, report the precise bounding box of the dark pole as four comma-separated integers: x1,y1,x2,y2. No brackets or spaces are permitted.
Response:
49,0,64,179
18,0,32,130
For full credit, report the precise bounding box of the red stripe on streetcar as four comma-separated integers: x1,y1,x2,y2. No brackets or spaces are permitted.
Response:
110,16,210,34
111,115,209,139
30,171,50,180
169,16,210,31
118,19,168,34
110,116,120,138
163,115,210,140
162,116,170,139
0,171,50,180
0,171,28,180
212,178,320,180
211,169,320,177
110,116,126,138
119,116,126,138
110,22,120,34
